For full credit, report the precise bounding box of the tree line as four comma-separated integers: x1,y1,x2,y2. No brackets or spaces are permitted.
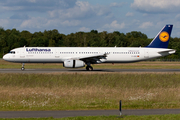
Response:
0,27,179,59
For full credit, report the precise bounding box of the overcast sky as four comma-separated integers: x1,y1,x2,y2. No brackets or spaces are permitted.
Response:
0,0,180,38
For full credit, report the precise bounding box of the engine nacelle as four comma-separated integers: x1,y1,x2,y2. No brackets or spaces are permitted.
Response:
63,60,85,68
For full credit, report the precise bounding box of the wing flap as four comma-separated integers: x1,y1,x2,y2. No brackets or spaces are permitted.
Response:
79,53,107,60
70,53,108,64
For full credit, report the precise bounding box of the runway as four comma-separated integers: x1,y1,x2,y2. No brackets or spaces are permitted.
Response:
0,109,180,118
0,68,180,73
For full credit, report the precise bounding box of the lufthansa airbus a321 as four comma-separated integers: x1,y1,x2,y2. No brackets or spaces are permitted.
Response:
3,25,176,71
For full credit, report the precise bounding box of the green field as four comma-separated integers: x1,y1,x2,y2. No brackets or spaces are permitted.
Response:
1,114,180,120
0,73,180,111
0,60,180,120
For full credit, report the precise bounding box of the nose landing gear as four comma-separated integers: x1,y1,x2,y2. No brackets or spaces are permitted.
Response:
21,63,25,71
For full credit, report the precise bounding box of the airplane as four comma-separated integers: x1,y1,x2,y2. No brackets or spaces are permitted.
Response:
3,24,176,71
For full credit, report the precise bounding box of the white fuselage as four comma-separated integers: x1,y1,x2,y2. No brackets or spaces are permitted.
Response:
3,47,176,63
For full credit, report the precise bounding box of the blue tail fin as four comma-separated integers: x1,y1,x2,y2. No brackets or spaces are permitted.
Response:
146,25,173,48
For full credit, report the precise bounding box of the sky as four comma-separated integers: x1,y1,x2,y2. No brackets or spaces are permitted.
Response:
1,0,180,38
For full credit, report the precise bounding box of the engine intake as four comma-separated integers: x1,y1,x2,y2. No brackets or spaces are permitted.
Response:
63,60,85,68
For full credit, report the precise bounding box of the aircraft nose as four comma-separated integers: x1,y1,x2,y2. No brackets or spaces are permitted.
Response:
3,54,9,61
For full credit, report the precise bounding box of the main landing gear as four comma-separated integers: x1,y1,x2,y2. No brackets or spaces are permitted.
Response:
21,63,25,71
86,66,93,71
86,63,93,71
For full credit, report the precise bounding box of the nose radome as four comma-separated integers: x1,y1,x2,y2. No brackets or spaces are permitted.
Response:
3,54,8,61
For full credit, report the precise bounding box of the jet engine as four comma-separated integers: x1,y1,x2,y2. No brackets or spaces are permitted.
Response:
63,60,85,68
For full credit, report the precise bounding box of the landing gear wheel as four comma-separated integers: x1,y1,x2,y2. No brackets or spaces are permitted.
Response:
21,67,25,71
21,63,25,71
86,66,93,71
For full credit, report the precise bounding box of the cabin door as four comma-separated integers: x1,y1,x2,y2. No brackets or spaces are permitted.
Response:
55,49,60,58
20,48,25,58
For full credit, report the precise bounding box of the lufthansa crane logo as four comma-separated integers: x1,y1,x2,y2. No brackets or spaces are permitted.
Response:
159,32,169,42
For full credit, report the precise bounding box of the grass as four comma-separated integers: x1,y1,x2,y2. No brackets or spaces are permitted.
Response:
0,73,180,111
1,59,180,69
1,114,180,120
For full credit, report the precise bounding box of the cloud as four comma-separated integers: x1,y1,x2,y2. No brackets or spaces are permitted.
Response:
175,14,180,20
20,17,47,29
0,0,112,31
0,19,9,28
139,22,153,29
131,0,180,13
10,14,29,20
61,20,81,27
27,0,36,3
0,0,77,12
126,12,134,17
0,18,24,29
0,0,115,34
0,0,111,19
49,1,94,19
20,17,81,29
110,2,125,7
48,1,111,20
2,0,169,38
79,27,90,32
103,20,125,30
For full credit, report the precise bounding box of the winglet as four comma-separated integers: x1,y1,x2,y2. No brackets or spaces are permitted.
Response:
146,25,173,48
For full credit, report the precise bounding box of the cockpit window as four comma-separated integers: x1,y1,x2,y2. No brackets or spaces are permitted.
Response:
9,51,15,54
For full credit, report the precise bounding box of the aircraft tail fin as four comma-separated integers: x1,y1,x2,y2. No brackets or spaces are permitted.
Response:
146,25,173,48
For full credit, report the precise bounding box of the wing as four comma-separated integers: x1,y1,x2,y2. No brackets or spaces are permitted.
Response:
72,53,108,64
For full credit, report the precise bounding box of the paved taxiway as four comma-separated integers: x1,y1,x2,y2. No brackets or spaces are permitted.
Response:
0,109,180,118
1,68,180,73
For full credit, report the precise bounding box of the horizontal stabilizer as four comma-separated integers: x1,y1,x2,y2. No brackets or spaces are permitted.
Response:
158,49,176,54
